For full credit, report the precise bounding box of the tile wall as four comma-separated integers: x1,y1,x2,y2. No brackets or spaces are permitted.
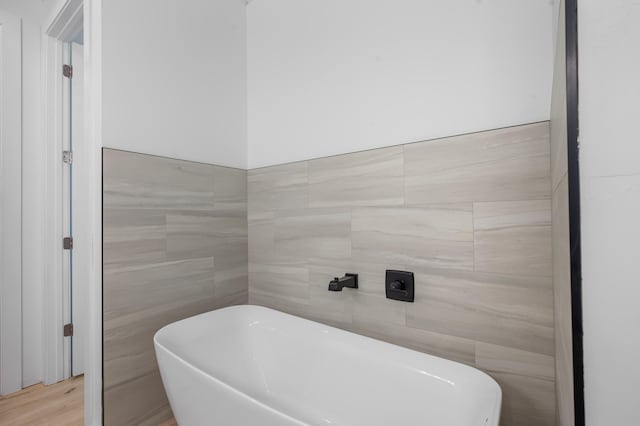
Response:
248,122,556,426
102,149,247,425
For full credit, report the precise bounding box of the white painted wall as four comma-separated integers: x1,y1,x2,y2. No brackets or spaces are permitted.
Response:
247,0,555,168
551,0,561,60
102,0,247,169
0,0,52,23
20,17,45,389
579,0,640,425
0,8,23,396
0,3,50,391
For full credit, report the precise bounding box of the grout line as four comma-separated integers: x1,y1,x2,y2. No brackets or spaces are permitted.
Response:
472,202,476,272
401,145,406,206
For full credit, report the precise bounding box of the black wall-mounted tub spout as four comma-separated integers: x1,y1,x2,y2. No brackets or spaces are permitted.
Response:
328,273,358,291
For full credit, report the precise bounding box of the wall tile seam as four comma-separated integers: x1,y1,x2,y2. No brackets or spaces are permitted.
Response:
248,200,553,212
401,145,407,207
249,260,555,288
472,203,477,271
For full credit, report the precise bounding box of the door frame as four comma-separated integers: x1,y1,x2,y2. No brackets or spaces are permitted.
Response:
42,0,102,424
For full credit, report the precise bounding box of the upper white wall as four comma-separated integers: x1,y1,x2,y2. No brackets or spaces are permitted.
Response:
0,0,53,23
102,0,247,168
579,0,640,424
247,0,554,168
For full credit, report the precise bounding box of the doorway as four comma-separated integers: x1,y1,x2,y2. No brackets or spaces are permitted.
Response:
0,0,101,422
62,38,86,378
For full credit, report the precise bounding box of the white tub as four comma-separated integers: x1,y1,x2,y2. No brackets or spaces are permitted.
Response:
154,305,501,426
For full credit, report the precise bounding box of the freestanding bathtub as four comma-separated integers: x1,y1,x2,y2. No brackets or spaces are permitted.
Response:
154,305,501,426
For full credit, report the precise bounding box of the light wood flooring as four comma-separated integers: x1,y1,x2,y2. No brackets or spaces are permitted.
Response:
0,376,83,425
0,378,178,426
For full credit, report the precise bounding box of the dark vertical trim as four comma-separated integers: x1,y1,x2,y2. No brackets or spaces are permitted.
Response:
101,148,105,425
565,0,585,424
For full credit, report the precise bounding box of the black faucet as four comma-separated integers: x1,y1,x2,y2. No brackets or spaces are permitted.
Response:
328,273,358,291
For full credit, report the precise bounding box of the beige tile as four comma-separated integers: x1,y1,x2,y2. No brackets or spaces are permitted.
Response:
249,259,309,306
248,290,310,321
552,173,574,426
274,208,351,260
248,161,308,212
103,208,167,268
352,293,406,327
308,146,404,207
103,149,215,191
492,371,556,426
404,122,550,204
104,272,218,405
103,257,215,321
550,91,568,193
351,319,476,366
243,123,557,426
474,200,552,277
352,205,474,270
213,166,247,215
214,245,248,300
405,269,554,356
476,342,555,381
306,288,354,329
165,213,246,260
248,211,275,264
103,149,216,211
103,150,248,426
104,371,173,426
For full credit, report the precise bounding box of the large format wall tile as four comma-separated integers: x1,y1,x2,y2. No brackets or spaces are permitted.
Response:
308,146,404,207
406,269,554,356
553,174,574,424
404,122,550,204
275,208,352,260
248,122,555,426
352,205,474,270
248,161,308,212
103,149,248,426
476,343,556,425
474,200,552,277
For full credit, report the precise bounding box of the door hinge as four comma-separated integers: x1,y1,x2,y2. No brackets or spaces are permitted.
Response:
63,64,73,79
63,323,74,337
63,150,73,164
63,237,73,250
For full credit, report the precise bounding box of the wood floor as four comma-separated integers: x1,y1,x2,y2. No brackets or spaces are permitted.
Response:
0,376,179,426
0,376,83,425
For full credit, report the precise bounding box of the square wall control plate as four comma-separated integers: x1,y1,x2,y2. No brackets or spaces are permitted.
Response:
385,270,414,302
